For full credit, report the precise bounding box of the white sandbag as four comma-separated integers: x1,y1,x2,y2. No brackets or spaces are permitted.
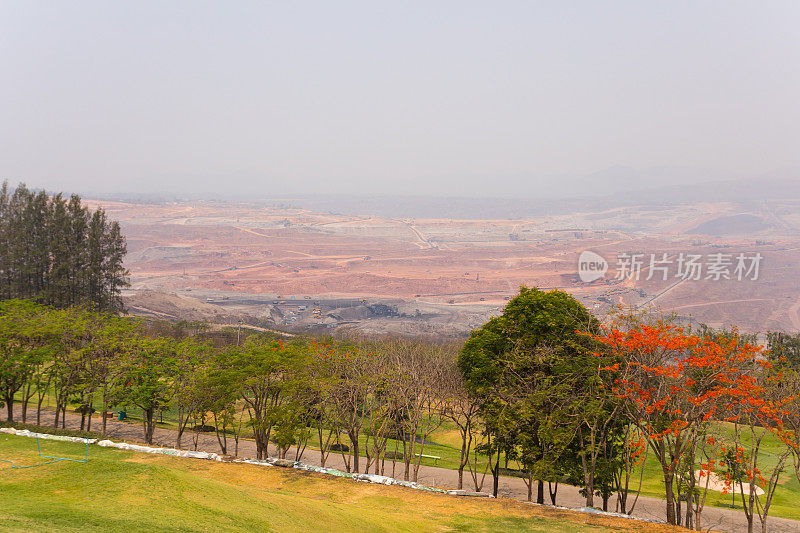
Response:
0,427,95,444
4,427,451,496
354,473,394,485
233,458,273,466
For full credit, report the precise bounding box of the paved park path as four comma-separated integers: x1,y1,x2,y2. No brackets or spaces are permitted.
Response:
7,406,800,533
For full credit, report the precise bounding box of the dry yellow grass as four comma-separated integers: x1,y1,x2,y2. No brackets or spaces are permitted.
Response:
0,433,685,532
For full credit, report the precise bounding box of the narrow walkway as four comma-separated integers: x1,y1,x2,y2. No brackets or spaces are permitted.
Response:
7,407,799,533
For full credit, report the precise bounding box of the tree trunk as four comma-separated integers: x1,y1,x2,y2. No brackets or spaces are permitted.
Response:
144,407,155,444
585,476,595,507
457,432,468,490
350,432,360,474
580,441,595,508
234,411,243,458
255,431,266,460
213,413,227,455
21,385,29,422
663,470,676,525
177,420,189,449
491,449,500,498
402,438,410,480
5,395,14,422
618,485,627,514
549,481,559,505
101,399,108,436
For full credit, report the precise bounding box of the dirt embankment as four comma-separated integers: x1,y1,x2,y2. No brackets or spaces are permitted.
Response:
123,291,247,323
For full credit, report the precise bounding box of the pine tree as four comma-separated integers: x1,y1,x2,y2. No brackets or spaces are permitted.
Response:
0,181,129,311
0,181,10,300
66,194,89,307
102,219,128,313
46,194,72,308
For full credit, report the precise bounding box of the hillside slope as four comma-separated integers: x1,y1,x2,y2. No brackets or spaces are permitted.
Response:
0,434,677,533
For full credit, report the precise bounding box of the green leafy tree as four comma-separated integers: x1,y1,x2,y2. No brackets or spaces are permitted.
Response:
118,336,181,444
458,286,615,504
225,336,308,459
766,331,800,369
0,300,59,421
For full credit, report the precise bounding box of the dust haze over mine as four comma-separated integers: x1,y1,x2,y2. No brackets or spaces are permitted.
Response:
5,3,800,532
4,3,799,337
85,175,800,337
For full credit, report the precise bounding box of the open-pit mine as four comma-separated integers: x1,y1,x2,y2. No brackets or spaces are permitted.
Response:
87,197,800,337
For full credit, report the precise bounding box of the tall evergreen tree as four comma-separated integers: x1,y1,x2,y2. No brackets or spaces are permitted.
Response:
0,181,129,312
102,219,128,313
0,181,10,300
46,194,72,308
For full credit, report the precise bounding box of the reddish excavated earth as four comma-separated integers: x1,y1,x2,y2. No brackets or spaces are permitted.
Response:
87,198,800,335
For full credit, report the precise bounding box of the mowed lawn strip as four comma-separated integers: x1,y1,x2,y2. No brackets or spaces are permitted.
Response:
0,434,680,533
10,408,800,523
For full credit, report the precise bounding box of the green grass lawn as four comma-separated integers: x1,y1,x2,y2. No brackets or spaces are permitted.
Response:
634,422,800,521
0,433,677,533
14,391,800,523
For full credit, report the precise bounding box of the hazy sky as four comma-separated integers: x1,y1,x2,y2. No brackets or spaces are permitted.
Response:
1,1,799,198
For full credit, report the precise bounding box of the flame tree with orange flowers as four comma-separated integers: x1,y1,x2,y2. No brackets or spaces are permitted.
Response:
727,336,800,533
588,314,722,527
591,312,796,530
